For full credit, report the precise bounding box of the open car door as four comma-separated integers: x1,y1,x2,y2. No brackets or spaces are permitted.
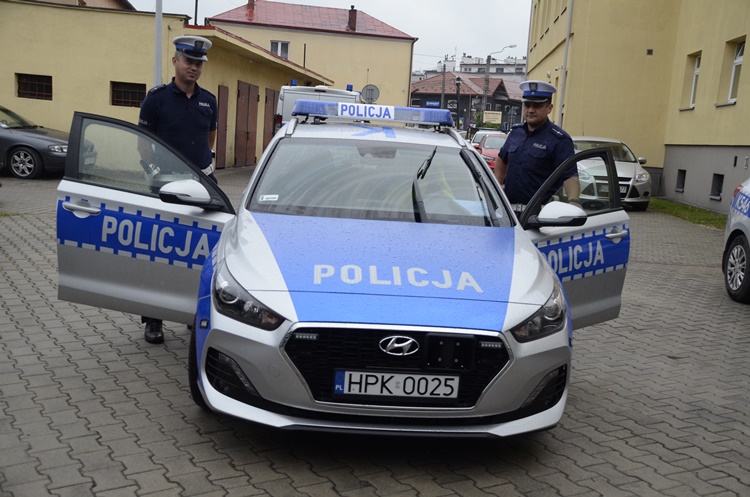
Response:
57,112,235,324
522,148,630,329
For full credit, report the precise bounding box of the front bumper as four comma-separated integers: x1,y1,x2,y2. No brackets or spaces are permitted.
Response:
195,312,572,437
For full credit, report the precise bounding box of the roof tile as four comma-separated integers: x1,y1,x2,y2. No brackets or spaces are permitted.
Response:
210,0,414,40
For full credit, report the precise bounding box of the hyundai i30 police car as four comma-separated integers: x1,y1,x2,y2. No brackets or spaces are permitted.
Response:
723,176,750,303
57,101,630,437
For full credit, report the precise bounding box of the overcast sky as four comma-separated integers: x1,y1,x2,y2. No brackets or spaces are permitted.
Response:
128,0,532,71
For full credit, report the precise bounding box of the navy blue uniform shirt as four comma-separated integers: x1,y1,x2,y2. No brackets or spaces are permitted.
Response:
498,119,576,204
138,78,217,169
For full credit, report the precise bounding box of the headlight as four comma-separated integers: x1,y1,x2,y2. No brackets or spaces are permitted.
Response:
213,261,285,330
48,144,67,153
577,169,590,181
635,172,650,183
509,283,567,342
481,154,495,162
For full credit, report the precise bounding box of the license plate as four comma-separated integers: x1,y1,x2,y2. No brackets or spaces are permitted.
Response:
599,184,628,194
334,370,459,398
84,156,96,165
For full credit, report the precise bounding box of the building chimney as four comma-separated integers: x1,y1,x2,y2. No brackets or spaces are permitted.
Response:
247,0,256,21
348,5,357,31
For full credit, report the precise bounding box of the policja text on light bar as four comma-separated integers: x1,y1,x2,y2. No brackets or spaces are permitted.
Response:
292,100,454,127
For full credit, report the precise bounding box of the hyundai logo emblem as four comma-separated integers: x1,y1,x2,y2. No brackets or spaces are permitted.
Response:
379,336,419,356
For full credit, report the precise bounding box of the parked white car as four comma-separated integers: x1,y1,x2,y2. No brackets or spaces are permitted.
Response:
573,136,652,211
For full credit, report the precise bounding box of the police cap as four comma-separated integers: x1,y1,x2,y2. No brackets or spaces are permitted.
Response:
520,80,556,102
173,35,212,61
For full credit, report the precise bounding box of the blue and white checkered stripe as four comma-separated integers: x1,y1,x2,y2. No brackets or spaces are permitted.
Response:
534,223,630,282
731,188,750,219
57,197,222,270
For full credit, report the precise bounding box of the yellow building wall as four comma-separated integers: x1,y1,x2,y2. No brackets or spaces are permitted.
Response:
665,0,750,146
210,23,414,106
1,0,329,166
527,0,680,168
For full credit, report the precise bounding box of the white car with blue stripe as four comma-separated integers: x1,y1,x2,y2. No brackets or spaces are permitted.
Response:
57,101,630,437
723,176,750,303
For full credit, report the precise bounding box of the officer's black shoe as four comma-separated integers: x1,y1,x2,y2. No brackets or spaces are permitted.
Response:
144,319,164,344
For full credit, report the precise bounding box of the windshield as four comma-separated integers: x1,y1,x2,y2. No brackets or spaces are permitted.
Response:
574,140,636,162
248,138,509,227
483,135,507,149
0,108,35,129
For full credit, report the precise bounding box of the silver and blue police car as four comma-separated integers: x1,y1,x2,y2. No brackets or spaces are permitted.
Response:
723,176,750,303
57,100,630,437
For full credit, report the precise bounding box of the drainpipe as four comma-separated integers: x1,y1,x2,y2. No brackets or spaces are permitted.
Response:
154,0,163,87
557,0,573,125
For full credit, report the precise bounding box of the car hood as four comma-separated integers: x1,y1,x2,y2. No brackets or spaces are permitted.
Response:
480,147,501,158
578,158,637,178
5,126,69,144
220,212,553,330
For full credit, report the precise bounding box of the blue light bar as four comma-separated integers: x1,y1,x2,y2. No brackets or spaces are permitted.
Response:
291,100,454,126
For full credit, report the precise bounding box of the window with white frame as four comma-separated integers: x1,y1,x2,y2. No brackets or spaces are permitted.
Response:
690,54,701,107
270,41,289,59
729,40,744,102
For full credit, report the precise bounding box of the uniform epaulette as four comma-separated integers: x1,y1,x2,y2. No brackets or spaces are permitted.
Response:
550,125,570,139
147,84,167,95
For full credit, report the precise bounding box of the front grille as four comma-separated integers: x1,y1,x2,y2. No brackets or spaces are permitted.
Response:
284,328,509,408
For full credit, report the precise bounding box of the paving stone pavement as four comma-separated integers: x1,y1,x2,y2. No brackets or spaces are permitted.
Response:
1,168,749,497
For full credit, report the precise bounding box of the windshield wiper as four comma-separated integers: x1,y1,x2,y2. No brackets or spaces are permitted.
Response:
412,147,437,223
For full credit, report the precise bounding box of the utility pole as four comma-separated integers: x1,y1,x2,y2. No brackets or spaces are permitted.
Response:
440,58,446,108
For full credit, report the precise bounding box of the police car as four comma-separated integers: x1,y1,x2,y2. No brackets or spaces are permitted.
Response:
57,101,630,437
723,176,750,303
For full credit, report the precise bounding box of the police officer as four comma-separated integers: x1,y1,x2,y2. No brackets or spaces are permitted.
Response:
495,80,580,211
137,35,218,344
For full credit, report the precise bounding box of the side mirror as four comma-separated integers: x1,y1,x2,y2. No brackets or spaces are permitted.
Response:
159,179,212,207
473,143,480,149
524,201,588,229
638,157,647,165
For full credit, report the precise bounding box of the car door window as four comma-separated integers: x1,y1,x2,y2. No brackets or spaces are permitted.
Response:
77,117,201,195
553,160,613,215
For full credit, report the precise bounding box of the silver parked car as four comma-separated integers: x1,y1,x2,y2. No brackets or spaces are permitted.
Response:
723,176,750,303
573,136,652,211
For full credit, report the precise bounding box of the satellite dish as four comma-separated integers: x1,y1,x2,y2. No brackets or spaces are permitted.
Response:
361,84,380,104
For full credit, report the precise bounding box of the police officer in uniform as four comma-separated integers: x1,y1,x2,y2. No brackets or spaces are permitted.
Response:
495,80,579,211
137,35,218,344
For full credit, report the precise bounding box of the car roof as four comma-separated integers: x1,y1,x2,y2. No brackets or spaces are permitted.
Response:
572,136,624,144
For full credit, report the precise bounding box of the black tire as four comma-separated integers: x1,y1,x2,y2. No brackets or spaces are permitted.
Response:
8,146,44,179
188,325,211,411
629,201,649,212
724,234,750,303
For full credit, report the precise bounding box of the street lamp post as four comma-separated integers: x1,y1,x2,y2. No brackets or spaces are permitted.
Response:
482,44,517,124
455,76,462,129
